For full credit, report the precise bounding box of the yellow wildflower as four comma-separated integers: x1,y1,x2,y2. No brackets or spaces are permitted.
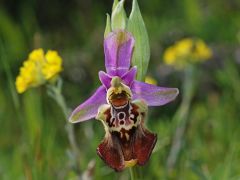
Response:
28,48,45,64
16,60,42,93
163,38,212,69
192,39,212,61
175,38,193,58
163,47,176,65
15,49,63,94
16,76,27,94
145,76,157,85
42,50,63,80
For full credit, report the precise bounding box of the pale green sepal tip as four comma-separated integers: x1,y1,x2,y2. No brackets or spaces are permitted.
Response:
111,0,127,31
112,0,119,12
69,113,81,123
127,0,150,81
104,13,111,38
69,110,86,123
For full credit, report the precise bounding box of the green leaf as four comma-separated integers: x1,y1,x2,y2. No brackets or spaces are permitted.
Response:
111,0,127,31
127,0,150,81
104,13,111,38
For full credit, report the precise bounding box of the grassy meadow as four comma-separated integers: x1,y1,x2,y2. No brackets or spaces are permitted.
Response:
0,0,240,179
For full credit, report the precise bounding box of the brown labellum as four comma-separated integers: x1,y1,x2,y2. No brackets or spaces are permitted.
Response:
96,78,157,171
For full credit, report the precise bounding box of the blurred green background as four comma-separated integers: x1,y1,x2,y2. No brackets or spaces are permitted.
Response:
1,0,240,179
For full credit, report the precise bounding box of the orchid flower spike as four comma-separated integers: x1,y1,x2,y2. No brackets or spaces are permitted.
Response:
69,30,179,171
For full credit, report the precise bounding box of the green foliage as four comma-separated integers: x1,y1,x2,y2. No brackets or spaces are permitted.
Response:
0,0,240,179
127,0,150,81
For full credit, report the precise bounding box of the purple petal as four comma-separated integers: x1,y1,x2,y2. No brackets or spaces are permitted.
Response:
69,86,107,123
99,71,112,89
132,81,179,106
104,30,135,76
121,66,137,87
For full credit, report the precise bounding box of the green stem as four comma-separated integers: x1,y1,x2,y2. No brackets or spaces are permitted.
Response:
47,78,81,173
129,166,139,180
129,167,135,180
166,65,197,173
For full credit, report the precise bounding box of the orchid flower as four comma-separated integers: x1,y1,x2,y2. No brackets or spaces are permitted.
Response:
69,30,179,171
